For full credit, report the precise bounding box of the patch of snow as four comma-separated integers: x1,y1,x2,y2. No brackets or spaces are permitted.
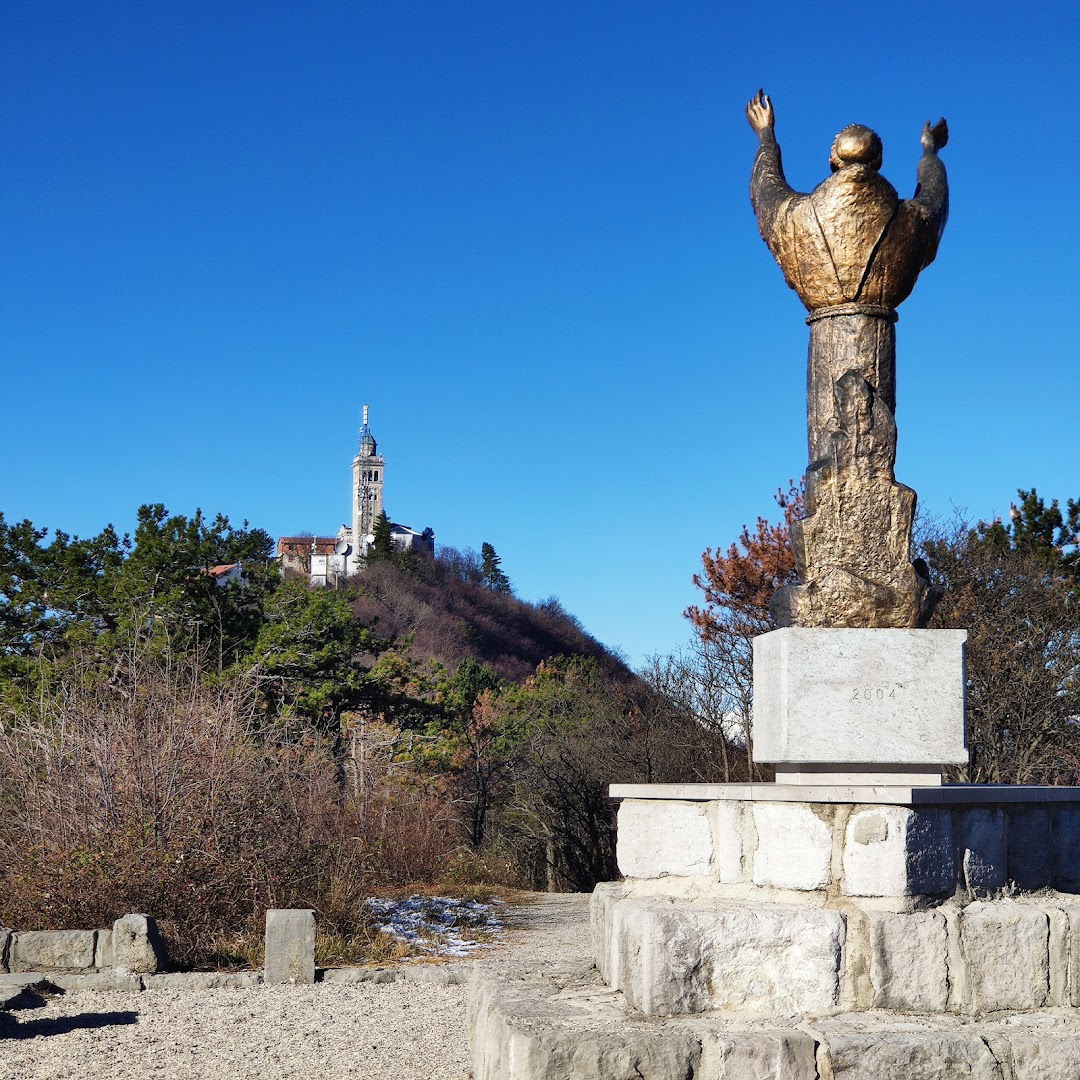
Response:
365,895,504,956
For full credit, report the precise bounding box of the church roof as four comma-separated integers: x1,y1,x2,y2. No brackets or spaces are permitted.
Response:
277,536,338,555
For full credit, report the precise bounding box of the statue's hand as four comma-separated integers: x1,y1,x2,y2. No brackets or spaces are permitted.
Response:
746,89,775,136
921,117,948,153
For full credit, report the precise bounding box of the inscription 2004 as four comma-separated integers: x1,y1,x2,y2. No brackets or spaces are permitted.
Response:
850,687,899,702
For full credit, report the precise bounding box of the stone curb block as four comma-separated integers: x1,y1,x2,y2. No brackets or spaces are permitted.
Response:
469,965,1080,1080
10,930,97,974
142,972,263,990
318,964,468,986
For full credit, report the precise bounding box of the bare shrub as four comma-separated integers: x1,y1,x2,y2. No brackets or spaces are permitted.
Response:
927,524,1080,784
0,650,457,967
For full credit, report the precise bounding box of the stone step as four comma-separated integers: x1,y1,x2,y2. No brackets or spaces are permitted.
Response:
468,963,1080,1080
593,883,1080,1017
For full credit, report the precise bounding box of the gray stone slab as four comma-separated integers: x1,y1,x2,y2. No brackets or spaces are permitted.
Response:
961,902,1049,1012
10,930,96,973
698,1030,818,1079
868,911,949,1012
400,963,468,985
616,897,844,1016
44,971,144,991
0,928,10,974
318,966,398,985
1051,807,1080,891
995,1028,1080,1080
751,627,968,766
958,809,1008,892
264,908,315,985
841,806,954,897
616,798,714,878
822,1027,1003,1079
609,782,1080,805
752,802,832,890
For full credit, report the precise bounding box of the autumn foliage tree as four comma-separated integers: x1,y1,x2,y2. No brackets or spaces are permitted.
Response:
683,486,801,776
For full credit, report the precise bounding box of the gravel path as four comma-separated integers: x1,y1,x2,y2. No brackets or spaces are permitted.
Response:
0,893,591,1080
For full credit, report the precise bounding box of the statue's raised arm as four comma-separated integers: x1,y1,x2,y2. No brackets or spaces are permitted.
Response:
746,90,799,248
907,118,949,270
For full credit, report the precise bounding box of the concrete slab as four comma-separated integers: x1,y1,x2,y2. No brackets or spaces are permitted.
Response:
609,783,1080,805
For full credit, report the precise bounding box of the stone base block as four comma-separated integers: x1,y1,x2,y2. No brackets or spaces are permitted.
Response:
593,884,1080,1017
468,963,1080,1080
612,895,845,1015
751,627,968,771
614,790,1080,899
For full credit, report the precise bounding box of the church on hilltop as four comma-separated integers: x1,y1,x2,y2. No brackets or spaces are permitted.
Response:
277,406,435,586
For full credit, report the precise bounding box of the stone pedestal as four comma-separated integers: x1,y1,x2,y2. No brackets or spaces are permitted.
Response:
598,785,1080,1019
752,627,968,784
469,783,1080,1078
469,628,1080,1076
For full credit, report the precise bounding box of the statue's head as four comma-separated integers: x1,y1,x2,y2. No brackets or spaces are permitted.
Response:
829,124,882,172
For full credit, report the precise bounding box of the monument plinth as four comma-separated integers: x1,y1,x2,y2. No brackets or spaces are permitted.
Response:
752,627,968,785
468,96,1080,1079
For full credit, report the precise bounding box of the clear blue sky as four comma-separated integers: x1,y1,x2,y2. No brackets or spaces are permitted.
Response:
3,2,1079,666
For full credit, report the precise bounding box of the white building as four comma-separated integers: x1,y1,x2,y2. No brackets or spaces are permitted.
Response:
277,406,434,584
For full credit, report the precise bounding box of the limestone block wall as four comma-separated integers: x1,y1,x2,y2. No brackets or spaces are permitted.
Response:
616,797,1080,900
603,796,1080,1019
0,915,165,975
593,883,1080,1017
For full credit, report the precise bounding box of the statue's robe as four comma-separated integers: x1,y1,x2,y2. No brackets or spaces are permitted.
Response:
749,131,948,313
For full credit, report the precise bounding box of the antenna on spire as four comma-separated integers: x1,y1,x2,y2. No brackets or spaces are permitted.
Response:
362,404,369,427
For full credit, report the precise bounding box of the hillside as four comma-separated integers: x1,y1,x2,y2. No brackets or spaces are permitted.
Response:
349,549,627,684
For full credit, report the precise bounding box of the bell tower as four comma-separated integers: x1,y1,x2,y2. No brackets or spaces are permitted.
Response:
349,404,385,569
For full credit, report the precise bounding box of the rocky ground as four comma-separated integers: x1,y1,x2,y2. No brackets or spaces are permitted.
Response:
0,893,591,1080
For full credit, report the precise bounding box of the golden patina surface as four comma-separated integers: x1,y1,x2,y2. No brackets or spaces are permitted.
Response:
745,92,948,628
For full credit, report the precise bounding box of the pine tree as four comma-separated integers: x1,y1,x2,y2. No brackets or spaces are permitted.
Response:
480,542,511,593
368,510,395,562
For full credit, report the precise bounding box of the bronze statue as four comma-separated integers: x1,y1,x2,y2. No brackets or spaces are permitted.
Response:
745,91,949,629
